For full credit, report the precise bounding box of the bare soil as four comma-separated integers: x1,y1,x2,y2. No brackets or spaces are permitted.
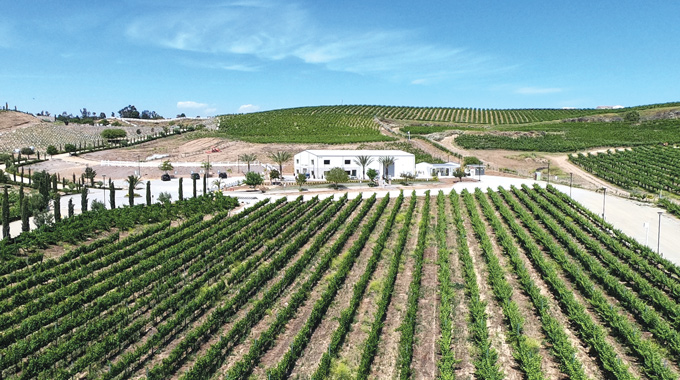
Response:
369,199,421,379
334,200,407,372
500,191,644,379
0,111,43,132
289,201,391,378
410,201,439,380
462,201,523,380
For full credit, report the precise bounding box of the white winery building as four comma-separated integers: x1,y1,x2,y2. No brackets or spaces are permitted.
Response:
293,150,416,180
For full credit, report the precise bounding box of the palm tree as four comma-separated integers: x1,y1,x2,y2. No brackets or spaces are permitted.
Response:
125,175,143,206
353,155,374,181
238,153,257,173
378,156,395,182
267,151,292,176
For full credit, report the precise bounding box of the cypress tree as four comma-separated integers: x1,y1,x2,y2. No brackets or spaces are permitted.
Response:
192,176,197,198
203,173,207,195
109,181,116,209
28,168,31,185
21,199,29,232
146,181,151,206
178,178,183,201
128,180,134,206
52,174,58,192
68,198,74,217
81,186,88,212
19,183,24,206
2,187,10,239
54,193,61,222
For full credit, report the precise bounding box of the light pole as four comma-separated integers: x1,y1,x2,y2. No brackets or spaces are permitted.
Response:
601,187,607,220
569,173,573,198
658,211,663,255
102,175,107,209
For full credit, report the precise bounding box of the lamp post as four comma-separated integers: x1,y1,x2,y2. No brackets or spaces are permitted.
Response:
658,211,663,255
102,174,106,209
569,173,573,198
601,187,607,220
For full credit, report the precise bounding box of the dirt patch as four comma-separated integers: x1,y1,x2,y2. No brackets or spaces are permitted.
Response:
370,198,421,379
411,198,439,379
0,111,43,133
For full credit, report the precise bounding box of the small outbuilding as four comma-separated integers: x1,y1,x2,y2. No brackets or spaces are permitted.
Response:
467,164,485,177
415,162,461,178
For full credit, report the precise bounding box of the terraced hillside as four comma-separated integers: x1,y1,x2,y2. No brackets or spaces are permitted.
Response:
3,185,680,379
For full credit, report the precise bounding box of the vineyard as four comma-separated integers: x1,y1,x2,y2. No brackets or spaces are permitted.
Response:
218,112,392,144
454,119,680,152
2,184,680,379
239,105,612,125
570,145,680,195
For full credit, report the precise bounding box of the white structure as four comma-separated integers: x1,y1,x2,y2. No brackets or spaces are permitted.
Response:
415,162,461,178
294,150,415,180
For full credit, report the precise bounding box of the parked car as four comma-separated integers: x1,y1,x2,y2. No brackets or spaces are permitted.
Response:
219,172,228,179
161,173,171,181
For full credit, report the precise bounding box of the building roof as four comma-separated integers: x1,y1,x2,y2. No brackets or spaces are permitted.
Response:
300,149,413,157
416,162,460,168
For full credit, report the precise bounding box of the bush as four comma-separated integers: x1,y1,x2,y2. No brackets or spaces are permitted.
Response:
244,171,263,188
64,143,77,153
101,128,127,140
326,167,349,189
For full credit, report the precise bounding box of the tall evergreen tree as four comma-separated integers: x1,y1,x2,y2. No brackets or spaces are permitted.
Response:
21,199,29,232
51,174,58,192
2,187,10,239
178,177,183,201
68,198,74,218
53,193,61,222
203,173,207,195
146,181,151,206
18,183,24,206
192,176,197,198
109,181,116,209
81,186,88,212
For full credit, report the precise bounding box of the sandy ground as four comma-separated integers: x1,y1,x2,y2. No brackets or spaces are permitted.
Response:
22,136,394,181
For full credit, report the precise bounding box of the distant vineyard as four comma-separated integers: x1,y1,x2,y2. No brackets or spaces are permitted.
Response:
256,105,613,125
3,185,680,379
455,119,680,152
219,112,391,143
570,145,680,195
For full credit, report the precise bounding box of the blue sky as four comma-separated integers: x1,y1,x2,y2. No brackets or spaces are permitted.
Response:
2,0,679,117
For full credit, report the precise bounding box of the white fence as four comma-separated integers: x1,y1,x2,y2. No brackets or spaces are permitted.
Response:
100,160,275,170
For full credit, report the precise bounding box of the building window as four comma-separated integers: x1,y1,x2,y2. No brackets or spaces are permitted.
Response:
344,159,350,165
311,159,314,165
296,159,299,164
324,159,330,165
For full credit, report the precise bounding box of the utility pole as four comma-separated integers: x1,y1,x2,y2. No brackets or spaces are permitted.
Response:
569,173,573,198
601,187,607,220
658,211,663,255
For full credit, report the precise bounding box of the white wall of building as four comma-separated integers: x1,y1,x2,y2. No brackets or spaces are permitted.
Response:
294,150,415,180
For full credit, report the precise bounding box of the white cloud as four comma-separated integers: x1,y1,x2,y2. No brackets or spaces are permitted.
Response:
177,101,208,109
125,2,502,82
205,108,218,114
515,87,563,95
238,104,260,113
